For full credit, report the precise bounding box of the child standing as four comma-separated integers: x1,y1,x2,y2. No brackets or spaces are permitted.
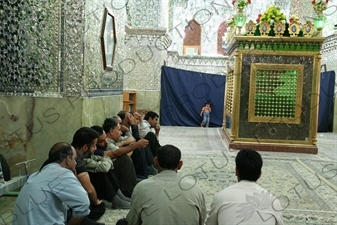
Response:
200,101,212,127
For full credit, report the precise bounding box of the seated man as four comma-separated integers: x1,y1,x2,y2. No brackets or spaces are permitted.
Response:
13,142,90,225
69,128,107,222
206,149,284,225
117,111,140,139
138,111,160,139
102,117,151,179
112,115,132,138
91,125,138,199
116,145,206,225
118,111,161,167
72,127,130,209
131,111,142,126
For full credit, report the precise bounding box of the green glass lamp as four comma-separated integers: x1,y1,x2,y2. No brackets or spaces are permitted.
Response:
313,14,326,36
234,12,247,35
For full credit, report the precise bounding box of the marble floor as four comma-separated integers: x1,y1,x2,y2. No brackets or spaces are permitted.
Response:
1,126,337,225
0,195,17,225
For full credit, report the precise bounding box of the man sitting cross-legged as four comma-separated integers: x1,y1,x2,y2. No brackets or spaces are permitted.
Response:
102,117,152,179
113,114,158,177
112,114,158,177
117,111,140,139
72,127,131,209
119,111,161,162
91,125,138,199
39,137,106,225
139,111,161,139
206,149,284,225
13,142,90,225
116,144,207,225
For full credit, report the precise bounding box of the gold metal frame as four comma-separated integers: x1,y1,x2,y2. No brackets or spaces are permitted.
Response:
302,21,315,37
273,21,286,36
288,21,301,37
231,36,325,43
230,51,243,140
248,63,304,124
259,21,271,36
245,20,256,36
310,53,322,145
233,138,314,145
223,35,324,148
235,51,321,145
226,36,326,55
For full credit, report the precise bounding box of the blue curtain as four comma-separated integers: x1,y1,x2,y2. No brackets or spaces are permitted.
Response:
318,71,335,132
160,66,225,127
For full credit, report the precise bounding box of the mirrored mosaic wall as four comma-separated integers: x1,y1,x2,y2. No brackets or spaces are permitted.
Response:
0,0,128,97
123,29,168,91
321,34,337,94
319,0,336,99
61,0,85,97
126,0,161,27
0,0,61,95
167,51,227,75
84,1,128,97
320,1,337,37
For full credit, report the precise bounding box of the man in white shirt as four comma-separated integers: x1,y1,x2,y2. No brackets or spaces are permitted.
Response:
206,149,284,225
13,142,90,225
139,111,160,138
138,111,162,164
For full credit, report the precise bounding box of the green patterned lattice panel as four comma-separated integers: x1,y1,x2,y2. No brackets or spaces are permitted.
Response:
255,70,297,117
248,64,304,124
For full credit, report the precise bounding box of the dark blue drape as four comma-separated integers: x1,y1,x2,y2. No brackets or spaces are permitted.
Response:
160,66,225,127
318,71,335,132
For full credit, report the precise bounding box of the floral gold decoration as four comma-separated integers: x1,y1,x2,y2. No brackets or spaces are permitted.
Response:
273,21,286,36
254,5,288,36
302,21,315,37
259,21,271,36
288,21,301,37
245,20,256,36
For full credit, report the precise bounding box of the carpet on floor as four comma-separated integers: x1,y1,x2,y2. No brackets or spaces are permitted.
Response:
98,126,337,225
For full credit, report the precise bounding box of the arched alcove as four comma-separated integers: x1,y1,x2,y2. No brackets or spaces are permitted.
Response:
183,19,201,55
217,21,228,55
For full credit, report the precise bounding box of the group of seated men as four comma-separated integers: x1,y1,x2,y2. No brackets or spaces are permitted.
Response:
12,110,284,225
12,111,162,225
